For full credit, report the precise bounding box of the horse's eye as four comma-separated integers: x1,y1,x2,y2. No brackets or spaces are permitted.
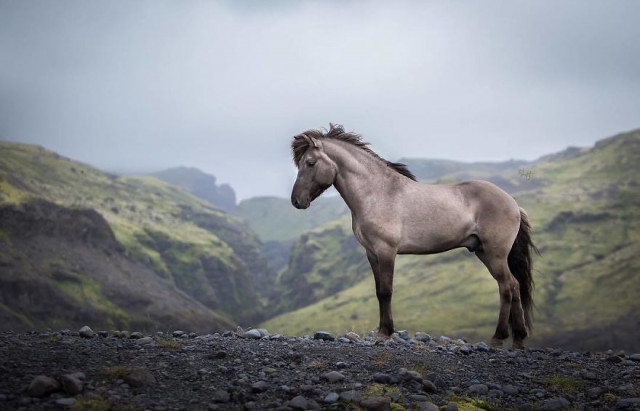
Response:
307,161,316,166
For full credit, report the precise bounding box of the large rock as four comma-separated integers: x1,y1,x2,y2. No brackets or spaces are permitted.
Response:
27,375,60,397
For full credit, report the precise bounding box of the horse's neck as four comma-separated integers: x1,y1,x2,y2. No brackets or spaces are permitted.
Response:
326,142,402,213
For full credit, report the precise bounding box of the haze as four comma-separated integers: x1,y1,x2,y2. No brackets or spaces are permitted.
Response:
1,1,639,200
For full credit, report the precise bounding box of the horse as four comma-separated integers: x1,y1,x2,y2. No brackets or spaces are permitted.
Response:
290,124,539,348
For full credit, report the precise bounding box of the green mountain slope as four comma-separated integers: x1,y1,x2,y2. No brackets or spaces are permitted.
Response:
0,142,268,330
263,129,640,351
0,199,230,331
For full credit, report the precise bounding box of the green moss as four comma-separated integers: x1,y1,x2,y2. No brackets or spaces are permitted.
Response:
157,338,181,349
69,395,111,411
542,375,586,394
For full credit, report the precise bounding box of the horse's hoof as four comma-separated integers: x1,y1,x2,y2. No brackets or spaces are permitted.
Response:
490,338,504,347
512,341,526,350
375,332,392,340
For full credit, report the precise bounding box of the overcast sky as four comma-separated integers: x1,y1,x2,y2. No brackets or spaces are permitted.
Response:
1,1,639,200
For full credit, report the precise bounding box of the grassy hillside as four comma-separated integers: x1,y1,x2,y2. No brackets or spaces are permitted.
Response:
263,129,640,351
0,142,268,329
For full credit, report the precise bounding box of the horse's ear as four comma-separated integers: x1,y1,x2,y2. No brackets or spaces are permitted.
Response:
302,134,322,150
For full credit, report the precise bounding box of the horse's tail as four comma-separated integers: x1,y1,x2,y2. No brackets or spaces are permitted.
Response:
508,208,540,332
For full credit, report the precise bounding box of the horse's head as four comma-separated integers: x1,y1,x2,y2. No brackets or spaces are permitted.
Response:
291,133,337,209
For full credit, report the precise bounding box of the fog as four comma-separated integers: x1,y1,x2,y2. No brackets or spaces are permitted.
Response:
1,0,639,200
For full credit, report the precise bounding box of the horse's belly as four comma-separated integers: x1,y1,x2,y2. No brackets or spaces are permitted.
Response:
397,236,462,255
397,220,473,255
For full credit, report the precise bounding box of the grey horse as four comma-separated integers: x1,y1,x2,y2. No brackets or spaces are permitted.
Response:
291,124,538,348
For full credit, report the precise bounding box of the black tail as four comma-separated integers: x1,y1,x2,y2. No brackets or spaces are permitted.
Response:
508,208,540,331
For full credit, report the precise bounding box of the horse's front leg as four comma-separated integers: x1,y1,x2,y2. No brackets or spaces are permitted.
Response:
366,249,396,338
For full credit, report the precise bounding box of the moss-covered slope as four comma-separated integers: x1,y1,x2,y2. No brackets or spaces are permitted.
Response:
0,142,268,329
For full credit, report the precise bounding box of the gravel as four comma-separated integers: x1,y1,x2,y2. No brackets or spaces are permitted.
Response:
0,327,638,410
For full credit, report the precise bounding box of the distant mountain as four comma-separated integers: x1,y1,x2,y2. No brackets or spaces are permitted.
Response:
398,157,529,182
152,167,236,212
0,142,269,331
263,129,640,352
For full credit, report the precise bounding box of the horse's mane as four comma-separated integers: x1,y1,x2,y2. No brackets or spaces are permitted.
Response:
291,124,417,181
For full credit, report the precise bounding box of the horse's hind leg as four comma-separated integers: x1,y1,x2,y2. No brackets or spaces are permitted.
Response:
475,249,519,347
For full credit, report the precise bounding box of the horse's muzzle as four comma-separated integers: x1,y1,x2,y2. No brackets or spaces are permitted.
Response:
291,196,309,209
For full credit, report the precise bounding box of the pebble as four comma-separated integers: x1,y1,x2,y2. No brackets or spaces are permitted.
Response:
78,326,95,338
422,379,437,393
212,390,230,403
130,332,144,339
475,342,490,352
314,331,335,341
503,384,519,395
55,398,76,406
324,392,339,403
251,380,268,393
123,367,156,387
323,371,345,383
288,395,309,409
172,330,185,337
414,332,431,342
373,373,392,384
540,397,570,410
418,402,439,411
467,384,489,395
340,390,361,402
345,331,361,342
243,329,262,339
616,398,640,409
135,336,154,346
629,354,640,362
360,396,390,409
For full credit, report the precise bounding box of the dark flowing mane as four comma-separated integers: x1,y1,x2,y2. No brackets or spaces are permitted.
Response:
291,124,417,181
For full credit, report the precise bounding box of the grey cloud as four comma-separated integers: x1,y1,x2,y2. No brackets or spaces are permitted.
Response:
1,0,639,200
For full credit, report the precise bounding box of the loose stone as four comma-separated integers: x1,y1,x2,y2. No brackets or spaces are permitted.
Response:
251,381,268,393
360,396,391,410
540,397,570,410
123,367,156,387
314,331,335,341
243,329,262,339
135,336,154,346
288,395,309,410
323,371,346,383
324,392,339,403
467,384,489,395
373,373,392,384
78,326,95,338
55,398,76,406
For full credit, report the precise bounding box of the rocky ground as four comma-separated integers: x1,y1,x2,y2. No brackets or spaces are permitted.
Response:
0,327,639,410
